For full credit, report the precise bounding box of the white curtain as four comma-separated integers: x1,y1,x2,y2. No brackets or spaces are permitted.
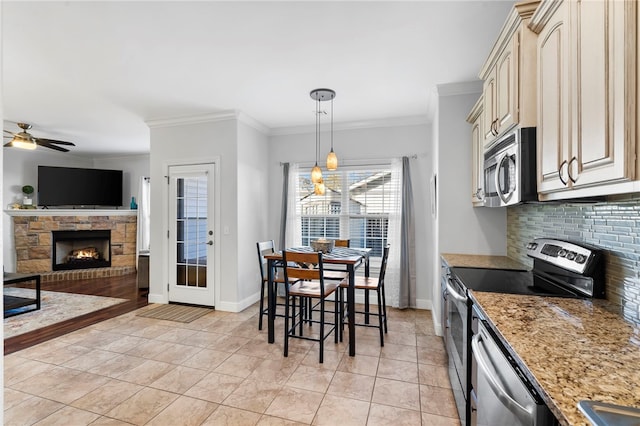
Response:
285,163,301,249
386,158,403,308
137,177,151,253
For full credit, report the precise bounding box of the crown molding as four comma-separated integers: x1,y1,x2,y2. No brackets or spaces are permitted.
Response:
145,111,239,128
436,81,483,97
269,115,429,137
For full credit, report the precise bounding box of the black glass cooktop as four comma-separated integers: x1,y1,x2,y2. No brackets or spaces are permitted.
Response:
450,267,583,298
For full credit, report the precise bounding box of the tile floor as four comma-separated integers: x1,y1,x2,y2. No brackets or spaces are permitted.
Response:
4,303,460,425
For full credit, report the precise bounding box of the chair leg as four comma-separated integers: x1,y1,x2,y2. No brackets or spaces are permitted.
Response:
319,297,324,364
377,288,384,346
284,295,290,357
258,280,265,330
339,287,344,342
364,289,370,324
334,292,339,344
381,285,388,333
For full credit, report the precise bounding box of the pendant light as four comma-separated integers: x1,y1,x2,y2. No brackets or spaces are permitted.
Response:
309,88,337,185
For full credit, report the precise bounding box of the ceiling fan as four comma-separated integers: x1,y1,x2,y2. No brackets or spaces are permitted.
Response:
3,122,76,152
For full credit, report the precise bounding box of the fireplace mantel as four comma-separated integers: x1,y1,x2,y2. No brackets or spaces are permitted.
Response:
5,209,137,217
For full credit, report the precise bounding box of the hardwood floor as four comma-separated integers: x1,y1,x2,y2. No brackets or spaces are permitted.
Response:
4,273,148,355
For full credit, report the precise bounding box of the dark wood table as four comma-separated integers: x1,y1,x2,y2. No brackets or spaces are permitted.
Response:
4,273,41,318
265,246,370,357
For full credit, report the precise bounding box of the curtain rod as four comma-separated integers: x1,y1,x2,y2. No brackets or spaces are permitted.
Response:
280,154,417,167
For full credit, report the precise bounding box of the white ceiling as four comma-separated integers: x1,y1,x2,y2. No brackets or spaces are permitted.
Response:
2,1,514,156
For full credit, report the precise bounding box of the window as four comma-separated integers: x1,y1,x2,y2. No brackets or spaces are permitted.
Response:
296,167,398,258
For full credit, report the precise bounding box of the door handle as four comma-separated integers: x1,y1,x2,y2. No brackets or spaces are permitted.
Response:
201,240,213,246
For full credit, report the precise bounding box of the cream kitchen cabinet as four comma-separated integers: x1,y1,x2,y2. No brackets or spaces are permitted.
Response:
531,0,639,200
468,97,485,206
479,0,539,147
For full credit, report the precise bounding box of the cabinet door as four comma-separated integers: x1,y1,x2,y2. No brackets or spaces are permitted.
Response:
569,0,635,187
537,3,570,194
496,34,519,134
482,74,497,145
471,113,484,206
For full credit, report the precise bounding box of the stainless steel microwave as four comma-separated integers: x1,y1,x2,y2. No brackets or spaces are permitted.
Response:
483,127,537,207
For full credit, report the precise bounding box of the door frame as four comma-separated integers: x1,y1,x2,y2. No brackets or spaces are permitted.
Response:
161,157,221,308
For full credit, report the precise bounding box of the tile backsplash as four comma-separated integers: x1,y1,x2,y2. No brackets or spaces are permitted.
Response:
507,194,640,325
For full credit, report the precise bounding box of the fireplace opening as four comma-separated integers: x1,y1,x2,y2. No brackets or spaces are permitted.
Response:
52,230,111,271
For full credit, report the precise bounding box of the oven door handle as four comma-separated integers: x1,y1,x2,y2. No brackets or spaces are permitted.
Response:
472,332,535,426
495,152,515,205
446,281,467,304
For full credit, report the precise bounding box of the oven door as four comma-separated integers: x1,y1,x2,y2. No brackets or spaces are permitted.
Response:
445,275,469,424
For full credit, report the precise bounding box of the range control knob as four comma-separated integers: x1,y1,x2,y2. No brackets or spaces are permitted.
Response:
566,251,577,261
575,254,586,264
526,242,538,250
558,249,568,257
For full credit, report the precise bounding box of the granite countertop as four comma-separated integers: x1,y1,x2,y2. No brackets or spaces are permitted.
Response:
471,291,640,426
441,253,530,271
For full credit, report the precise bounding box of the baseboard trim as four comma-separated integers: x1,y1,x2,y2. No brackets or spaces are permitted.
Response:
148,293,167,304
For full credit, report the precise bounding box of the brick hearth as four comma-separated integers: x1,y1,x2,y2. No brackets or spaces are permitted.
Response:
12,214,137,281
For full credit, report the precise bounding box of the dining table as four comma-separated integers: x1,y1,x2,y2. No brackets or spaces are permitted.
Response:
264,246,371,357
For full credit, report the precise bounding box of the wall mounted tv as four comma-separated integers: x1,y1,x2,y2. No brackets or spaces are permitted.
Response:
38,166,123,207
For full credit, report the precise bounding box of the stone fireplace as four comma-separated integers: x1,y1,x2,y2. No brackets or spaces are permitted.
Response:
10,211,137,282
52,230,111,271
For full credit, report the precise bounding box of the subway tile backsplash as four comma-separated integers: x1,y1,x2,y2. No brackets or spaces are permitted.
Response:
507,194,640,325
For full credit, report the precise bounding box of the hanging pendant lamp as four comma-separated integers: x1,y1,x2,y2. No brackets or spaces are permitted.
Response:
310,88,337,185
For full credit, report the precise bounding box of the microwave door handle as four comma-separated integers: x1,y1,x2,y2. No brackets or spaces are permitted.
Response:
472,332,535,426
494,152,514,205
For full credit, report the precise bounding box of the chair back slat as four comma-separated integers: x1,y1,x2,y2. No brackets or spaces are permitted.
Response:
378,244,391,285
283,251,324,284
256,240,276,279
333,239,350,248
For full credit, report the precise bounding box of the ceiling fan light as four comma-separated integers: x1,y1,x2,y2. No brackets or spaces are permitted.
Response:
11,137,37,150
326,149,338,171
311,164,323,184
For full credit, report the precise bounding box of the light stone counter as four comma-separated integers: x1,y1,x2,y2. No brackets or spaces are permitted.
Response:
441,253,530,271
471,291,640,426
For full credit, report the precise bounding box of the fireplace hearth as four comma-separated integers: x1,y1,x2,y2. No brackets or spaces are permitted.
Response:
52,230,111,271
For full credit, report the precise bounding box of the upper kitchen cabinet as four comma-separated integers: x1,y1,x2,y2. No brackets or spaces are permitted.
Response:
531,0,639,200
467,97,485,206
480,0,540,147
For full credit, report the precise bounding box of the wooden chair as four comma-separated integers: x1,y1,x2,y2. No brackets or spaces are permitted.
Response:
333,239,350,248
256,240,288,330
340,244,390,346
282,250,342,363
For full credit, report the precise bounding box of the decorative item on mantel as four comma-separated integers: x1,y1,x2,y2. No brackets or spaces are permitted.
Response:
22,185,34,206
130,196,138,210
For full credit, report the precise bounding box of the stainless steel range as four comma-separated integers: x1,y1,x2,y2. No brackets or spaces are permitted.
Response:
443,238,605,426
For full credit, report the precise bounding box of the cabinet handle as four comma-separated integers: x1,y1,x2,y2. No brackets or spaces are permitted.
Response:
568,157,578,184
558,160,568,186
492,119,499,136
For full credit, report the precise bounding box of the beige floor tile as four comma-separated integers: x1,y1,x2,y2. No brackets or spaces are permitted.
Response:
4,388,33,411
352,336,382,357
286,364,335,393
39,371,111,404
124,338,168,358
149,365,209,393
210,334,252,352
214,353,264,378
337,354,379,376
74,330,125,349
416,333,445,349
265,386,324,424
149,342,203,364
371,377,420,410
366,403,422,426
417,345,448,366
237,338,283,359
184,371,245,403
4,358,58,387
146,395,218,426
9,366,82,397
181,347,232,370
60,348,120,371
380,342,417,362
326,371,375,401
312,394,370,425
3,395,64,426
223,378,282,413
155,327,198,344
420,384,459,418
23,343,93,366
418,363,451,388
33,405,101,425
376,358,419,383
130,324,174,339
71,379,143,415
87,416,133,425
182,330,226,348
256,415,307,425
116,359,176,386
299,347,343,369
247,356,302,386
421,412,462,425
95,335,147,353
106,387,178,425
202,405,262,425
88,353,147,378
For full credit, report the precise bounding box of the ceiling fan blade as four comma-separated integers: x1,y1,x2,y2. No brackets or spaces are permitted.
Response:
36,137,75,146
36,141,70,152
4,142,13,147
4,129,17,135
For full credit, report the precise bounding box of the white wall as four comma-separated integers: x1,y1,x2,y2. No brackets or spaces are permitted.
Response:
148,115,239,309
236,118,270,308
266,121,434,308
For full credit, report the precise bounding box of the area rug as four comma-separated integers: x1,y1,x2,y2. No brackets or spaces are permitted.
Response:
136,304,212,323
4,288,128,339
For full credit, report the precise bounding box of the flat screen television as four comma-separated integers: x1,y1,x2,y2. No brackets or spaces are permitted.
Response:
38,166,123,207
